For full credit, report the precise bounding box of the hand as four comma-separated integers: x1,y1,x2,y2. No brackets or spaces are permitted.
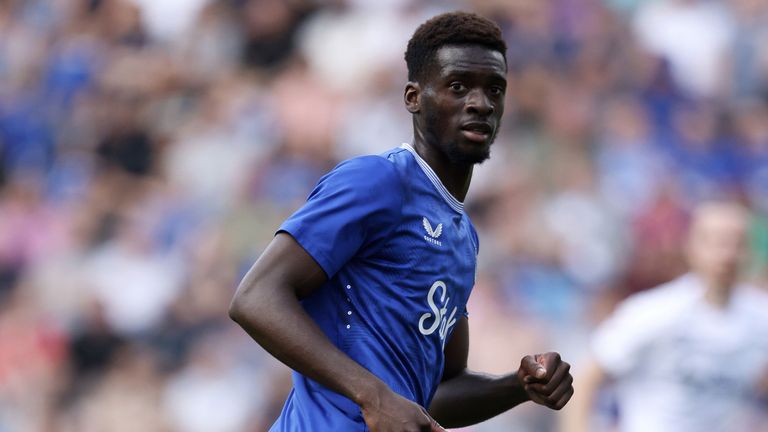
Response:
360,387,446,432
517,352,574,410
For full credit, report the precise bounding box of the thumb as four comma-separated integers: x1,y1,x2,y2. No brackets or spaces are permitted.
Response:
522,355,547,381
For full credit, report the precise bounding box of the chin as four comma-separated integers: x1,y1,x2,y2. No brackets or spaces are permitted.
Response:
446,140,492,165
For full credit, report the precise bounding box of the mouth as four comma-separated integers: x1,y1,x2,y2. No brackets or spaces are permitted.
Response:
460,121,493,143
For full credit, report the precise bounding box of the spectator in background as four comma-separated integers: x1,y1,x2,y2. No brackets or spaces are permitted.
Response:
725,0,768,99
0,0,767,430
633,0,733,98
563,201,768,432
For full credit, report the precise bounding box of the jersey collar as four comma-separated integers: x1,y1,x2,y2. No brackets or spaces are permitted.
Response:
401,143,464,214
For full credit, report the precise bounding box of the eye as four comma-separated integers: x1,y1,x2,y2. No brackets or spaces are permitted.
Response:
449,82,466,93
489,86,504,96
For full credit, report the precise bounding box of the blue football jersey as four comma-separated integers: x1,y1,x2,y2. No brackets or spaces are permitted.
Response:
270,144,479,431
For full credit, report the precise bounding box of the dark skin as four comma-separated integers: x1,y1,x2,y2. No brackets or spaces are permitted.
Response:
405,44,507,197
229,44,574,431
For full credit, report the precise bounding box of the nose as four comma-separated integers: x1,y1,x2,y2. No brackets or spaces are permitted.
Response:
465,89,494,116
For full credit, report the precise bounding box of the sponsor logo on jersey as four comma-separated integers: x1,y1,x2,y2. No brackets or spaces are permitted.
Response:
418,280,458,350
422,217,443,246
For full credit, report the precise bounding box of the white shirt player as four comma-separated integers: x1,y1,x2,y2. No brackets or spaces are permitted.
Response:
591,273,768,432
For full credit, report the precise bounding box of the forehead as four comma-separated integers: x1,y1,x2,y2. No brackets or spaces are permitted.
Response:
691,206,748,237
432,45,506,80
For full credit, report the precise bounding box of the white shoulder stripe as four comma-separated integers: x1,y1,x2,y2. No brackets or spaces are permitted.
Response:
400,143,464,214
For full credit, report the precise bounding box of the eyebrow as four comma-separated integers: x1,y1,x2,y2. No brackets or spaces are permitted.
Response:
442,69,507,83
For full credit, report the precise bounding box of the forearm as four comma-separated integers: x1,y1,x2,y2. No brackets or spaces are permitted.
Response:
559,390,594,432
428,369,529,427
559,360,604,432
229,279,385,407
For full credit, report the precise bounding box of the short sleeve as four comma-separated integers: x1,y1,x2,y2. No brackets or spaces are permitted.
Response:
278,156,403,278
591,303,644,376
591,286,696,377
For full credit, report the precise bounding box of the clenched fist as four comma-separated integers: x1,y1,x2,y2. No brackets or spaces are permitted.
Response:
517,352,574,410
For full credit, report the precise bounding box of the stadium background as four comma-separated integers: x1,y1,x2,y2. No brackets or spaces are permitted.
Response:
0,0,767,430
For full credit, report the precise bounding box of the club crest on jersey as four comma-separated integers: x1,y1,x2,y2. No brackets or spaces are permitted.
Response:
422,217,443,246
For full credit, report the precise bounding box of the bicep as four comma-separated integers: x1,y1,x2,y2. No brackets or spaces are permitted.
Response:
441,316,469,382
236,232,328,301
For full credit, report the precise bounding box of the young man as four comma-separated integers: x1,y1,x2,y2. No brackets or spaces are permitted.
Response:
563,202,768,432
229,12,574,431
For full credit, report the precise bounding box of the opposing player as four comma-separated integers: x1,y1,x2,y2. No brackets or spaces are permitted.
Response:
229,12,574,431
563,202,768,432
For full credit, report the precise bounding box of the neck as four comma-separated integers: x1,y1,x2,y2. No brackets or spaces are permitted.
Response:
411,134,473,202
701,276,734,309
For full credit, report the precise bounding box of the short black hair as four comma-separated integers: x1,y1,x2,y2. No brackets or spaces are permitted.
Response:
405,11,507,82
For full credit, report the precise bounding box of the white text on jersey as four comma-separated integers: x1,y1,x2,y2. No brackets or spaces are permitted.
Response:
418,280,458,350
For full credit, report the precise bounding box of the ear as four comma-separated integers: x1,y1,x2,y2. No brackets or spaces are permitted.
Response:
404,82,420,114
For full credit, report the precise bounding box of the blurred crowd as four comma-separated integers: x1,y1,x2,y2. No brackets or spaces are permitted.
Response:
0,0,767,430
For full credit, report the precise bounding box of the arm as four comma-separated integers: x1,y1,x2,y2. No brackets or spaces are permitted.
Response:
229,233,444,432
428,317,529,427
559,358,607,432
757,366,768,404
428,317,574,428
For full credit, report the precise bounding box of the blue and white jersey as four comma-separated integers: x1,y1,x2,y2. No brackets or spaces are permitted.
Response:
270,144,479,431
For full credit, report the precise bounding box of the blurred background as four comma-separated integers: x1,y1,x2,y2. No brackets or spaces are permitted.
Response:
0,0,767,430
